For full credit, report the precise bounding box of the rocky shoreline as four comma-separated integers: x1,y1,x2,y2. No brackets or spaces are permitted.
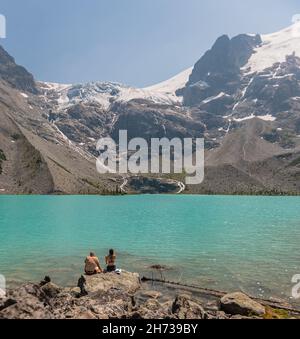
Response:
0,271,298,319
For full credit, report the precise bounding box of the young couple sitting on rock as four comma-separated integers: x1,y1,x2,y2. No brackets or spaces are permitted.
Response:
84,249,118,275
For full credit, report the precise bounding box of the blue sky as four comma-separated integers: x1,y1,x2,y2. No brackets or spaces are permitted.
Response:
1,0,299,86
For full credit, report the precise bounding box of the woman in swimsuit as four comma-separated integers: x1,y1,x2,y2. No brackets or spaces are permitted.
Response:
105,249,116,272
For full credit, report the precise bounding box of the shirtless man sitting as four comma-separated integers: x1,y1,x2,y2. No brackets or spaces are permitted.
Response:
85,252,102,275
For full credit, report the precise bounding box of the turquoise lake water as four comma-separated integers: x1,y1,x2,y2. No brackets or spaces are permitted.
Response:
0,195,299,303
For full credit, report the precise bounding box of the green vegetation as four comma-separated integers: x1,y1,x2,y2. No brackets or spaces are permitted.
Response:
263,129,296,149
262,130,280,143
276,152,293,160
289,156,300,167
163,170,187,182
279,131,296,149
263,306,290,319
101,186,125,196
11,133,21,141
0,149,7,174
82,178,125,196
0,149,6,161
199,189,300,196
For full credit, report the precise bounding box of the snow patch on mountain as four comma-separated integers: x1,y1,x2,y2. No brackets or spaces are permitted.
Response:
40,67,192,111
118,67,193,105
230,114,276,122
243,21,300,74
144,67,193,94
202,92,230,104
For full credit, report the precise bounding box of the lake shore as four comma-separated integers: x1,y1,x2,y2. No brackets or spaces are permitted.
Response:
1,195,300,311
1,271,299,319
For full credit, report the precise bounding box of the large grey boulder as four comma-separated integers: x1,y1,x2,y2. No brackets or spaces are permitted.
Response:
0,284,54,319
220,292,266,316
0,280,136,319
85,271,141,295
41,282,61,298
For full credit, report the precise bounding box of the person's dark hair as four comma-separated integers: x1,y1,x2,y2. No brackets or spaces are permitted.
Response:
90,252,95,257
109,249,114,256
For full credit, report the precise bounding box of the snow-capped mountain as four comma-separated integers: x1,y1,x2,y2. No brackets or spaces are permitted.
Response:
1,22,300,194
39,67,193,112
40,21,300,124
243,21,300,74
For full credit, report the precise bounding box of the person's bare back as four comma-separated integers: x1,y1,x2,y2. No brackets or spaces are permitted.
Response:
85,252,102,275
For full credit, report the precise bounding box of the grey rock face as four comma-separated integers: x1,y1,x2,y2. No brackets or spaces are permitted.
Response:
198,93,234,115
244,55,300,101
111,101,205,143
0,45,38,94
180,34,262,106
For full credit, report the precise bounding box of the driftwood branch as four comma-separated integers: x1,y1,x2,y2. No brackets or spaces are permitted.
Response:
141,276,300,314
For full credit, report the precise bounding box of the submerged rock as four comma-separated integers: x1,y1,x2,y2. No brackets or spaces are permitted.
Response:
220,292,266,316
140,290,162,300
172,295,207,319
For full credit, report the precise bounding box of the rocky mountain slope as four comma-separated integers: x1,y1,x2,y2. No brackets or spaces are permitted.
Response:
0,22,300,194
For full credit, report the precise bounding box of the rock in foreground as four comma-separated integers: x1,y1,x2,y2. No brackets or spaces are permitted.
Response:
1,272,294,319
85,271,140,295
220,292,266,316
